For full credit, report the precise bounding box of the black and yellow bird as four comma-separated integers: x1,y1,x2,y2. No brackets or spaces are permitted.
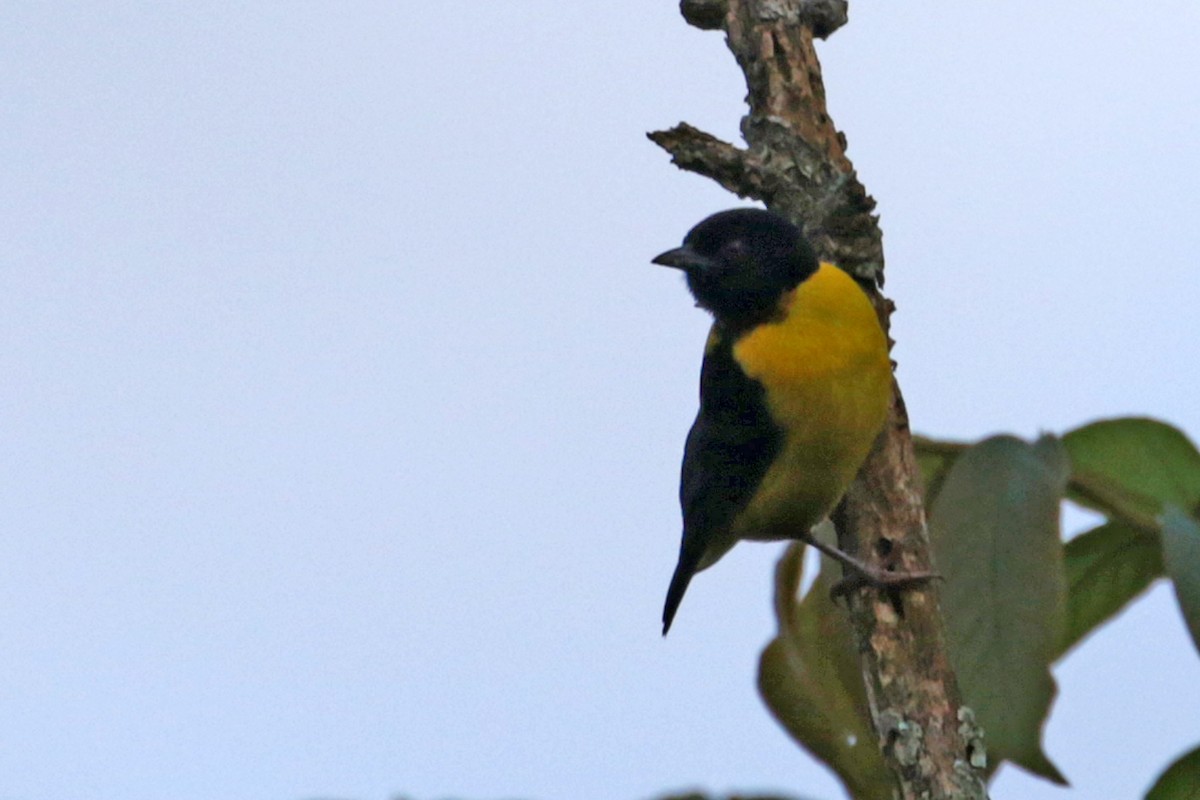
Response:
654,208,894,635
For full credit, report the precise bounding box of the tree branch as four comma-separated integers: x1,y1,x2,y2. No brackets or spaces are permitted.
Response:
651,2,988,798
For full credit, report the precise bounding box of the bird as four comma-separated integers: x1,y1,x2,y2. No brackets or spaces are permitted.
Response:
653,208,898,635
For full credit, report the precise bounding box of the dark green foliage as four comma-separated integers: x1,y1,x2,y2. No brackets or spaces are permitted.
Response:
1145,745,1200,800
1063,418,1200,520
762,418,1200,800
927,435,1068,784
1162,508,1200,656
757,540,893,800
1060,521,1163,657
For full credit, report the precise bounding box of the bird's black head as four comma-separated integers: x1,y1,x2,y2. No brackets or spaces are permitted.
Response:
652,209,819,327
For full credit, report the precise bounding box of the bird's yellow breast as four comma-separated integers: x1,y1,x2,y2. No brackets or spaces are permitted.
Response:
729,263,892,539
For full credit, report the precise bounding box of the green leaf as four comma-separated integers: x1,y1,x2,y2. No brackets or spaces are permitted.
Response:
1063,418,1200,520
758,544,893,800
1145,744,1200,800
1058,521,1164,658
928,435,1069,784
1161,507,1200,658
912,435,968,510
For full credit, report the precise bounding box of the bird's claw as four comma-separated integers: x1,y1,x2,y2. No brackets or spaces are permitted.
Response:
829,565,941,602
797,531,940,600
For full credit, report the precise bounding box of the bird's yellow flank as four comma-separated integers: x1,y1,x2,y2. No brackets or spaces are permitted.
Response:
730,263,891,542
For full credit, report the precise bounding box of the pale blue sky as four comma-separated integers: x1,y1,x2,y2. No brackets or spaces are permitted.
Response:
2,3,1199,800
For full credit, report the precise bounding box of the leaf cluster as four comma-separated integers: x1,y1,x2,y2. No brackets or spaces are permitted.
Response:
759,417,1200,799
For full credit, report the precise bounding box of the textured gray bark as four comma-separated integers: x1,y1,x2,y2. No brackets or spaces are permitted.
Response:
652,2,990,798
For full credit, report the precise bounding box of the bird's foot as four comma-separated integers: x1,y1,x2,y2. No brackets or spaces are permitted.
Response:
828,564,941,601
796,532,940,600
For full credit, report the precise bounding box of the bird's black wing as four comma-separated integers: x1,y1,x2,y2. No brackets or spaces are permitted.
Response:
662,327,783,633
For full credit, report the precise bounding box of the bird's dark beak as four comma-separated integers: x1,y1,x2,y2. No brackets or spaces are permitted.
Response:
652,246,714,273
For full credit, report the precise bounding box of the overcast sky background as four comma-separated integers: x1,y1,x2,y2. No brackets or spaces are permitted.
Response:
3,3,1199,800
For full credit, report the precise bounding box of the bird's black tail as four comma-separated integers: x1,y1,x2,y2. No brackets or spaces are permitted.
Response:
661,549,702,636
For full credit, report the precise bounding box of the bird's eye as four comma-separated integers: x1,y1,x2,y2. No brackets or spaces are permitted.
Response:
721,238,749,259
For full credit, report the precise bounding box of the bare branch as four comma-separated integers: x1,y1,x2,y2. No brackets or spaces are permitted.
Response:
798,0,849,39
680,0,727,30
650,2,989,798
646,124,767,199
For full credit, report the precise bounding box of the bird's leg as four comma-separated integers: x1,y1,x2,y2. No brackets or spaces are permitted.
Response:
795,531,939,598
